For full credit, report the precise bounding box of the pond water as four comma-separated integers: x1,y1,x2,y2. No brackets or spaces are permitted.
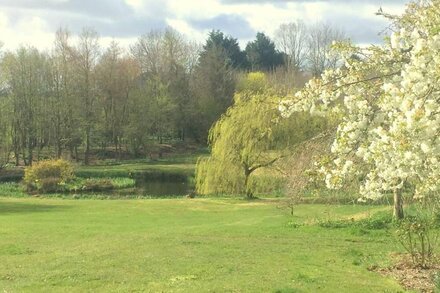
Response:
134,179,192,196
111,171,194,196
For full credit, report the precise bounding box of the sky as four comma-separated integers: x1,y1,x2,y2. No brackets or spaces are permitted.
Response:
0,0,408,51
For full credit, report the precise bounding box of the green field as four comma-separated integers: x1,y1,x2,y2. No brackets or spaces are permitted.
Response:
0,198,404,292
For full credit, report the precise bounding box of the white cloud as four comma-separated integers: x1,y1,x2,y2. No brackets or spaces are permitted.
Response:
166,18,207,43
0,12,54,51
125,0,143,9
168,0,224,19
0,0,407,51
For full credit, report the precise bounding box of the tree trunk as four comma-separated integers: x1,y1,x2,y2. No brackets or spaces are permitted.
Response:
22,148,28,166
393,189,404,219
69,146,74,161
27,147,33,166
84,129,90,165
14,151,19,166
244,168,253,199
75,146,79,162
57,141,62,159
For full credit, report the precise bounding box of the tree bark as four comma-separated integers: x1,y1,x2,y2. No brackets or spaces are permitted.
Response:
75,146,79,162
14,148,19,166
56,141,62,159
84,129,90,165
244,168,253,199
393,189,404,219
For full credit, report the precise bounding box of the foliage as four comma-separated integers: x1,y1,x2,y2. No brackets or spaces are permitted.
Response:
246,32,284,71
318,211,393,230
236,71,267,93
1,46,52,166
433,271,440,291
0,182,27,197
0,27,201,165
80,178,114,192
191,42,236,141
395,216,438,268
0,93,11,168
196,72,327,197
23,159,75,193
0,22,348,166
202,30,248,69
248,172,286,196
196,157,243,195
65,177,135,192
280,1,440,217
394,199,440,268
108,177,136,189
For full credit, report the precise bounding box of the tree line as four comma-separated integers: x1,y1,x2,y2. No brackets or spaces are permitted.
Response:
0,21,344,166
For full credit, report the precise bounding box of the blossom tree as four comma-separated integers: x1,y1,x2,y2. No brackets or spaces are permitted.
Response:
279,1,440,219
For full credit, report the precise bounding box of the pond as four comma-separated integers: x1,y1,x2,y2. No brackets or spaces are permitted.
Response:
0,168,195,197
130,172,193,196
134,180,191,196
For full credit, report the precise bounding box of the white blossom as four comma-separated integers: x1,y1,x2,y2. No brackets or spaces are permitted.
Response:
280,1,440,201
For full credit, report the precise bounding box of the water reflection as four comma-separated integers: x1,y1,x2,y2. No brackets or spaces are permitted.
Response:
135,179,191,196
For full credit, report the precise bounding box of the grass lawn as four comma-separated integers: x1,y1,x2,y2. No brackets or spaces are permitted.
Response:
0,197,404,292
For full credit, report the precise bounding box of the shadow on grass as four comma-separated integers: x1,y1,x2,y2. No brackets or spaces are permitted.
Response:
0,201,71,214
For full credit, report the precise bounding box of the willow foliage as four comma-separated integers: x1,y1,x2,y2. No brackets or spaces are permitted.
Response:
196,72,326,197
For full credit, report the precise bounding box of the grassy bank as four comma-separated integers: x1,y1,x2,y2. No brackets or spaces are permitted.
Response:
0,198,403,292
76,163,195,178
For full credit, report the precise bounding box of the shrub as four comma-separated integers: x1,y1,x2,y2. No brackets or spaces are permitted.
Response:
395,214,439,268
38,177,62,193
24,159,75,193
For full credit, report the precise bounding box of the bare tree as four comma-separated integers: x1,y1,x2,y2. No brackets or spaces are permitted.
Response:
131,30,163,76
275,21,307,72
306,23,345,76
130,28,198,143
96,41,139,159
50,27,80,159
183,41,201,76
0,43,11,167
2,47,50,165
74,27,100,165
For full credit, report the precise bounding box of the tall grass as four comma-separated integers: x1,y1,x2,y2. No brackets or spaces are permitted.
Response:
0,182,27,197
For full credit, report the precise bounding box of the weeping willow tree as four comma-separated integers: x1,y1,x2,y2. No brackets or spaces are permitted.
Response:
196,72,326,198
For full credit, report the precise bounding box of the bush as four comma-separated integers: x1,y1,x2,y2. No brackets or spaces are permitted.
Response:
395,214,439,268
24,159,75,193
38,177,62,193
